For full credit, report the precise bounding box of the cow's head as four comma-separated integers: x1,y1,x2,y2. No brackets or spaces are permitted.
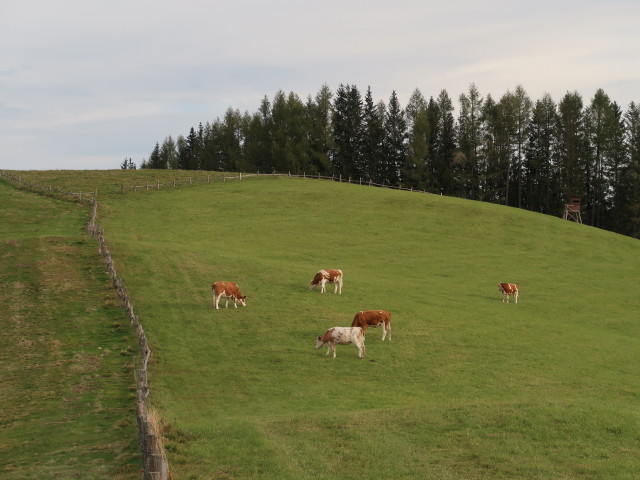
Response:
315,336,325,349
238,295,247,307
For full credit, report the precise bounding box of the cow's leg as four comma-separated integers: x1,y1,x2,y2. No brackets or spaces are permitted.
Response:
320,279,326,293
325,345,331,356
337,278,342,294
514,292,518,304
381,324,387,341
233,296,238,308
225,296,230,308
357,342,365,358
387,323,392,341
331,343,337,358
214,294,220,310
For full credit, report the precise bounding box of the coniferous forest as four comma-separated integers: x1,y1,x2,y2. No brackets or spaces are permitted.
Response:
140,83,640,239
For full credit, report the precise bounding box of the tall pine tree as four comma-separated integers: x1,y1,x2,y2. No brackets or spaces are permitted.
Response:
383,90,407,185
331,84,364,178
405,88,430,190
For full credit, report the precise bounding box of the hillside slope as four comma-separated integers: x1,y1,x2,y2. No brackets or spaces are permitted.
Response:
99,176,640,479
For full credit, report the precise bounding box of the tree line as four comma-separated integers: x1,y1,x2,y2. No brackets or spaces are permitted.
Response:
139,83,640,239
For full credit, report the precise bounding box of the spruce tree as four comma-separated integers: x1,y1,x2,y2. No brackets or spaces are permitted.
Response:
307,84,333,175
512,85,533,208
457,84,484,199
525,93,559,213
331,84,364,178
556,91,586,211
405,88,430,190
362,86,385,183
383,90,407,185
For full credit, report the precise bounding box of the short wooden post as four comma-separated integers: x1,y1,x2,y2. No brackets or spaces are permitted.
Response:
157,180,160,190
173,178,176,188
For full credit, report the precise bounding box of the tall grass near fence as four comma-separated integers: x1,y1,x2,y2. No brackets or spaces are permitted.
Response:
0,179,139,479
95,176,640,479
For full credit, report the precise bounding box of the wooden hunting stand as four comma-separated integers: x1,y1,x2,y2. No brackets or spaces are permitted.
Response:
563,197,582,223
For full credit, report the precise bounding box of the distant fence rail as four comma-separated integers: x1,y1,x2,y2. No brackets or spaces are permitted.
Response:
0,170,96,201
117,171,431,195
1,169,431,198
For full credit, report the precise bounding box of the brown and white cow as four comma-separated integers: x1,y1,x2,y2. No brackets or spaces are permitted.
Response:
315,327,365,359
351,310,392,341
309,269,343,294
498,282,519,303
212,281,247,309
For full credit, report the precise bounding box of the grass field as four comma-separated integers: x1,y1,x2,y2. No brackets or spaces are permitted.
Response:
2,171,639,479
0,178,140,478
92,174,640,479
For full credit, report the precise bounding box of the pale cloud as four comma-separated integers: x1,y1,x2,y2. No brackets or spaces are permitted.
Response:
1,0,639,170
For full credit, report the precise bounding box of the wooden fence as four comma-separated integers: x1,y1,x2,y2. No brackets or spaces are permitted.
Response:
87,199,170,480
0,170,96,201
1,169,431,198
117,171,431,195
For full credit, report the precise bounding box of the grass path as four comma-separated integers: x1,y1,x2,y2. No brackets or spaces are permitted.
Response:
0,179,139,479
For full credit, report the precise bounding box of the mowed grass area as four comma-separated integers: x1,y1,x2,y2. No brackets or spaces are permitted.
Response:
94,175,640,479
0,179,140,479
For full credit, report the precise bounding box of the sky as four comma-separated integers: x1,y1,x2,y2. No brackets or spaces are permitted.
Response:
1,0,639,170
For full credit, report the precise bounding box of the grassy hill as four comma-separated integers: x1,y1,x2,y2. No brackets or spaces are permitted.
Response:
0,177,139,479
2,170,638,479
92,175,640,479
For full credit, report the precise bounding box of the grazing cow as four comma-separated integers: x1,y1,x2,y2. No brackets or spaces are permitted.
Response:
351,310,392,341
309,269,343,294
315,327,365,359
498,283,519,303
212,281,247,309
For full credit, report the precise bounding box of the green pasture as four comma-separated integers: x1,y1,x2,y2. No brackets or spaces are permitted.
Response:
0,178,139,478
92,175,640,479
